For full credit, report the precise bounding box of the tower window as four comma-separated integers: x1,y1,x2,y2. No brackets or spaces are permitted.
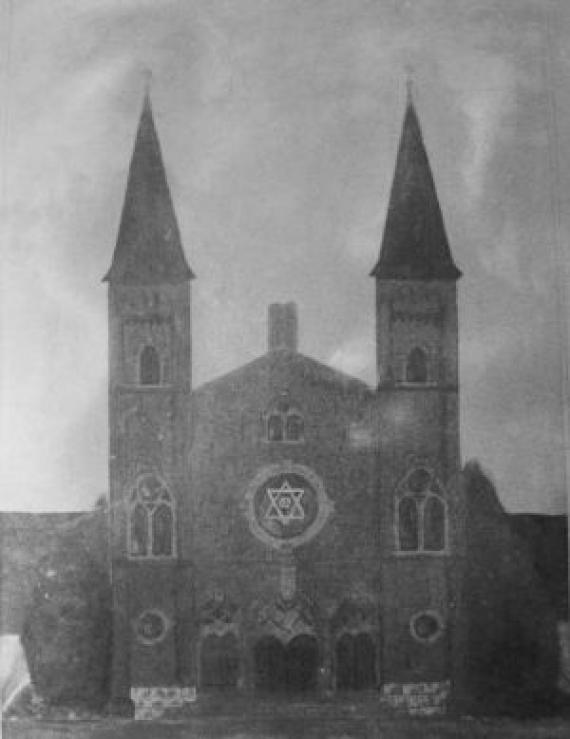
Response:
140,345,161,385
405,347,428,384
423,495,446,551
395,467,447,553
265,404,304,443
128,474,175,558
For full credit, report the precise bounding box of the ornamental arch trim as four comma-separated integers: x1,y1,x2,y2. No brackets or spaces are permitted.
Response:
127,472,176,559
393,465,448,555
244,462,333,549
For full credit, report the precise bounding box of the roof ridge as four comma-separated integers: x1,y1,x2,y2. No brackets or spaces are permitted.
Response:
191,350,373,395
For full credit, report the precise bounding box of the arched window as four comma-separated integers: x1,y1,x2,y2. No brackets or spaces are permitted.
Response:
152,503,173,556
423,495,446,551
131,503,149,556
286,413,304,441
128,474,175,558
140,345,160,385
267,414,284,442
395,467,447,553
397,496,420,551
405,347,428,384
266,404,304,442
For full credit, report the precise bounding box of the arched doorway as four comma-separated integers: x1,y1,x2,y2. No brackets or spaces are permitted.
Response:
286,635,319,692
254,636,285,693
254,634,319,693
200,633,240,689
335,632,376,690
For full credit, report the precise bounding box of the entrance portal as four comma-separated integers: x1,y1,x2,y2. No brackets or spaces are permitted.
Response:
200,633,240,689
254,635,319,693
336,633,376,690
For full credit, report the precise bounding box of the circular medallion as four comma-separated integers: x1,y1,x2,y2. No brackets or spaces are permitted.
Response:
135,609,169,646
409,610,444,644
245,463,332,549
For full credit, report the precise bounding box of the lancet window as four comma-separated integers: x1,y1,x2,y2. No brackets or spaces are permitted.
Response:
405,346,429,384
128,474,175,558
395,467,447,553
139,344,161,385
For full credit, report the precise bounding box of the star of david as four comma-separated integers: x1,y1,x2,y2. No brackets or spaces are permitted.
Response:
265,479,305,525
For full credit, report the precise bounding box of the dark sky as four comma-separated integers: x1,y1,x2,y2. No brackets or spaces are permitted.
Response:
1,0,569,513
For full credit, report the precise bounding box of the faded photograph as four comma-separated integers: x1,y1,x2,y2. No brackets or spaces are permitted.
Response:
1,1,569,736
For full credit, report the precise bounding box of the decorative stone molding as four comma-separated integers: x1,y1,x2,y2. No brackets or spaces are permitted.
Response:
131,686,196,720
331,598,378,636
244,462,333,549
380,680,450,716
256,595,317,644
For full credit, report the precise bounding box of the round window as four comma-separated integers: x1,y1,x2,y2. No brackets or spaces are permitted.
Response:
410,611,444,644
135,610,169,646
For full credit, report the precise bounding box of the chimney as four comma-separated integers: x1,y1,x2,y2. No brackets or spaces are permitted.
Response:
268,302,298,352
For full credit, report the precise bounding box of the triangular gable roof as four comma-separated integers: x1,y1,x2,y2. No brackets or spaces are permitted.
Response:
192,350,373,399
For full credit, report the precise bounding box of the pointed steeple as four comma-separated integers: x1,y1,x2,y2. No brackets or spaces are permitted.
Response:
104,91,194,284
370,93,461,280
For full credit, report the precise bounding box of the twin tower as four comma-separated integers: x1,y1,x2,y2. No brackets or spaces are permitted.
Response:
104,90,463,717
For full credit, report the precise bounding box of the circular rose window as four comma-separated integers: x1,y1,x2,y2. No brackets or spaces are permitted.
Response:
410,610,444,644
245,463,332,549
135,610,169,646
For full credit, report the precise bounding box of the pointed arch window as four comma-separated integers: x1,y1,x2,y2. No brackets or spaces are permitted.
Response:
265,403,304,443
397,496,420,551
405,347,428,384
395,467,447,554
423,495,446,551
286,413,304,441
267,414,284,442
128,474,175,558
140,345,161,386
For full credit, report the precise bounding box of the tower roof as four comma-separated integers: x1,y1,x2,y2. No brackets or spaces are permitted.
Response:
104,93,194,284
370,97,461,280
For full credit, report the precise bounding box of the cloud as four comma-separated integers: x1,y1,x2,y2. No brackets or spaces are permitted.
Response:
328,336,375,381
441,50,516,203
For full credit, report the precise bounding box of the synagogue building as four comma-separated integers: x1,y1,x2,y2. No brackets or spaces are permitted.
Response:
105,89,464,715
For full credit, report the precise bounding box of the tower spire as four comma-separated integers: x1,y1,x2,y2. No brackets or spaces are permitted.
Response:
104,87,194,284
405,65,414,104
370,89,461,281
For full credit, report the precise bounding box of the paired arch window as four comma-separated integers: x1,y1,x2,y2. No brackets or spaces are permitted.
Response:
405,347,429,384
129,474,175,558
266,404,304,443
396,468,447,553
139,345,161,386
